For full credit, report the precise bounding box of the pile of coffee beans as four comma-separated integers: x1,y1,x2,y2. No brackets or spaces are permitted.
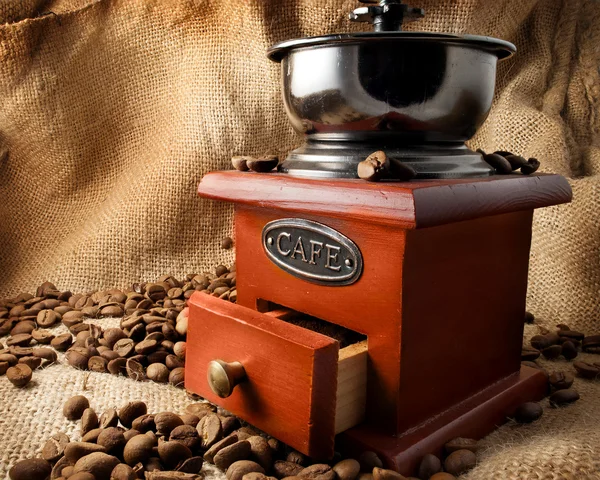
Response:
0,262,237,388
9,395,482,480
231,156,279,173
511,313,584,425
478,149,540,175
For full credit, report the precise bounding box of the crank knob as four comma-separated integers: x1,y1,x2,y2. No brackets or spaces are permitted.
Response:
207,360,246,398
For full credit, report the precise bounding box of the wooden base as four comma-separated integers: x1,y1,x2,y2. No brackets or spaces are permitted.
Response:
336,366,548,476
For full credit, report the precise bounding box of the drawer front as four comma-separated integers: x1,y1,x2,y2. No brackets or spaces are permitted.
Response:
186,292,339,458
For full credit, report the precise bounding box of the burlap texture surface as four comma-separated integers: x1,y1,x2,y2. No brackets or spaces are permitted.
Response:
1,0,600,479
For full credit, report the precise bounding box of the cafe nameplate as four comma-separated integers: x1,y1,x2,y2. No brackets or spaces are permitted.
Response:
262,218,363,286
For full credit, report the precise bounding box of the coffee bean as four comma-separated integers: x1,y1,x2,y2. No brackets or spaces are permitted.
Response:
430,474,456,480
372,468,406,480
227,460,266,480
273,461,304,479
169,367,185,387
514,402,543,423
481,152,512,174
247,435,273,471
530,333,559,350
356,452,381,473
114,338,135,357
124,434,155,465
524,311,534,324
198,412,223,448
155,412,184,436
214,440,252,470
541,344,562,359
52,333,73,351
204,430,238,463
574,361,600,379
111,463,137,480
520,157,540,175
561,341,578,360
582,335,600,351
18,355,41,370
65,442,108,463
7,363,32,387
37,309,60,327
159,441,193,469
444,437,479,455
66,349,90,370
126,358,146,381
332,459,360,480
119,401,148,428
0,353,18,365
170,424,200,451
357,151,390,181
549,372,574,390
220,415,241,436
123,429,141,442
31,329,55,344
178,456,204,474
418,453,442,479
81,407,99,435
42,432,70,462
72,451,120,479
232,156,251,171
63,396,90,422
222,237,234,249
444,449,476,476
11,320,36,335
7,333,33,347
549,389,580,407
135,339,157,355
97,427,126,454
82,428,103,443
108,357,127,375
521,346,541,361
246,156,279,173
0,362,8,375
89,355,108,372
51,455,71,479
298,464,336,480
559,330,585,341
9,346,34,357
146,362,169,383
8,458,52,480
146,472,202,479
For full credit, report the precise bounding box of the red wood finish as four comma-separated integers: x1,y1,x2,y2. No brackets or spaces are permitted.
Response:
198,172,572,228
185,292,339,458
337,365,548,476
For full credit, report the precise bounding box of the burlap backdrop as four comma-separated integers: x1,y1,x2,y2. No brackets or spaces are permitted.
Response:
0,0,599,479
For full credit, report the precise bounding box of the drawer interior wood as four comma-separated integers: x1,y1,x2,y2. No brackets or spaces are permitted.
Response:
336,340,368,433
266,307,368,434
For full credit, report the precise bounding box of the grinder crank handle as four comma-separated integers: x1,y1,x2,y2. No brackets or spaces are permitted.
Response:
350,0,424,31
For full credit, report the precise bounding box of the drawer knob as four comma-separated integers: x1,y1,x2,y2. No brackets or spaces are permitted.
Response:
207,360,246,398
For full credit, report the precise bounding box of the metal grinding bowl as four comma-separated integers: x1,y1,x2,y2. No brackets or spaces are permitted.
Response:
267,0,516,179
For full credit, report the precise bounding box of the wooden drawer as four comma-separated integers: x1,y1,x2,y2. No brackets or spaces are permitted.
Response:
185,292,367,459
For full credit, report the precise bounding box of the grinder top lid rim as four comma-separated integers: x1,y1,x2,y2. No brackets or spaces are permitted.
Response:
267,32,516,62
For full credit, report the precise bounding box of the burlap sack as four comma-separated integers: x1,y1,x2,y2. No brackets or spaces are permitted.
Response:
0,0,599,479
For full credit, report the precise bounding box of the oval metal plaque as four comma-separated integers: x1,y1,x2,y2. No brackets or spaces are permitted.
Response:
262,218,363,286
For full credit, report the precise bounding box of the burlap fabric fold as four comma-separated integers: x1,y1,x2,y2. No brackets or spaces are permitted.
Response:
0,0,599,479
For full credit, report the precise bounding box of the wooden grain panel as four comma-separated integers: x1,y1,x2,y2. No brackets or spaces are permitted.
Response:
198,171,571,228
335,341,368,434
185,292,339,458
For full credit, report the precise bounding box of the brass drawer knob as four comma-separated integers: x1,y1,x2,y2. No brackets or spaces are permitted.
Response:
207,360,246,398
